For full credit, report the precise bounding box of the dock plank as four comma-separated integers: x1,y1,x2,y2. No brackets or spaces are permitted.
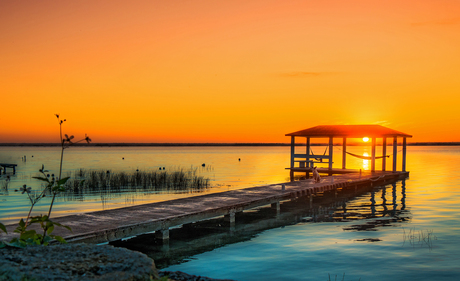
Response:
1,171,408,244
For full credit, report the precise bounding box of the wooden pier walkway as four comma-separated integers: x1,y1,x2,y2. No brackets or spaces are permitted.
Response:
0,163,17,175
2,171,408,244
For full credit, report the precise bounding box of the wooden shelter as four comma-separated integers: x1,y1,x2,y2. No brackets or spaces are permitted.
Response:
286,125,412,177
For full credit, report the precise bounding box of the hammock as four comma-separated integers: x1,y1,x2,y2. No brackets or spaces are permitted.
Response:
310,147,328,161
345,152,390,160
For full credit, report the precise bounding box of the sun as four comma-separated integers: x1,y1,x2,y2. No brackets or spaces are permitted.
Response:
362,137,370,142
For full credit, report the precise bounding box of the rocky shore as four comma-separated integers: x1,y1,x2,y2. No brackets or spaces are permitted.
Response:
159,271,235,281
0,243,158,280
0,243,235,281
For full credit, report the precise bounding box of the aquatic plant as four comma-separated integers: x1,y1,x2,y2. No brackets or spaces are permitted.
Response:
327,273,361,281
0,180,9,197
0,114,90,248
402,227,437,250
63,167,210,195
0,179,8,191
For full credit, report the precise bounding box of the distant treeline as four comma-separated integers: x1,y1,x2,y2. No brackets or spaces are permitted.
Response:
1,142,460,147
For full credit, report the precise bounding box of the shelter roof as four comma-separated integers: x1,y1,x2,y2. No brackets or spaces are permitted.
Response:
286,125,412,138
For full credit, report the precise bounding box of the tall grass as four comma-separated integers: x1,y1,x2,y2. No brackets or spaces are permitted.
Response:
1,180,9,195
63,167,210,195
402,228,437,250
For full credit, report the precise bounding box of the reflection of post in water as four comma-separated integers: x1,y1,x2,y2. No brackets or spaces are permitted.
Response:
401,179,406,210
392,183,398,216
111,178,411,268
370,190,376,216
381,186,388,216
365,181,407,219
342,201,347,220
101,194,109,209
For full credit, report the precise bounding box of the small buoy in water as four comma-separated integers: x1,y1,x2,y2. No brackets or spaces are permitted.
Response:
136,169,139,172
163,167,165,170
238,158,241,161
202,163,205,167
159,167,162,170
122,157,124,160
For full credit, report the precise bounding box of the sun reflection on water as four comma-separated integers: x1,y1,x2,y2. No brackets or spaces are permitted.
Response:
362,152,369,170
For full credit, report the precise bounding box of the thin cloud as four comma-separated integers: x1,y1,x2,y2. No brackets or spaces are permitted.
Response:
411,18,460,26
373,121,391,127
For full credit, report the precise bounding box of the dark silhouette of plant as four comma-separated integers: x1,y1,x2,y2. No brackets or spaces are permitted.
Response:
0,114,91,248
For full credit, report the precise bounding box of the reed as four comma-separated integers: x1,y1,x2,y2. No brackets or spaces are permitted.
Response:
62,167,210,195
1,180,8,195
327,273,360,281
402,228,437,250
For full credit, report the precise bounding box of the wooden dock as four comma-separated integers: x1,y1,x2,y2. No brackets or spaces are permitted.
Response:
1,171,408,244
0,163,17,175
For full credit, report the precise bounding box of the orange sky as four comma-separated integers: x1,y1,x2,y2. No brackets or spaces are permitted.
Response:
1,0,459,143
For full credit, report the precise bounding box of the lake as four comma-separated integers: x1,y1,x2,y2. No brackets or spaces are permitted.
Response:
1,145,460,280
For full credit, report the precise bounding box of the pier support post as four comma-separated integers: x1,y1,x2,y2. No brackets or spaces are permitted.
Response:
155,229,170,240
382,137,387,171
224,210,236,224
271,202,281,216
371,137,376,172
402,137,407,172
342,137,347,169
225,210,236,232
392,137,398,172
328,137,333,171
290,136,295,169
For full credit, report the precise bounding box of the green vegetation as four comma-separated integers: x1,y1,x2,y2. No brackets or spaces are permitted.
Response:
0,114,90,248
64,167,210,194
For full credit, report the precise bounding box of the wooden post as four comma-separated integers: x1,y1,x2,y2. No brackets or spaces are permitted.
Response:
392,137,397,172
271,202,281,217
342,137,347,169
155,229,170,240
290,136,295,168
328,137,333,170
402,137,407,172
306,137,311,167
224,210,236,224
371,137,376,172
382,138,387,171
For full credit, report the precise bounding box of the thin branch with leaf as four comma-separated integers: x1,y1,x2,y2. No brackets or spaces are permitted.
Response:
0,114,91,248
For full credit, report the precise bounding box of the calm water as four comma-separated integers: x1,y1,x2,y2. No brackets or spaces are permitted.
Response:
1,146,460,280
1,146,293,224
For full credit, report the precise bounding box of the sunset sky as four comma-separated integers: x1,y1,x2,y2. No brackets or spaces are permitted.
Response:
1,0,459,143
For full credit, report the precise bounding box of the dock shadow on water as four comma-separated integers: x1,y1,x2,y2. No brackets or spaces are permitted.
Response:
111,179,410,269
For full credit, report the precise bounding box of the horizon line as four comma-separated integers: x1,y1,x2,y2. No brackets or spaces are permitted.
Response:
1,142,460,147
